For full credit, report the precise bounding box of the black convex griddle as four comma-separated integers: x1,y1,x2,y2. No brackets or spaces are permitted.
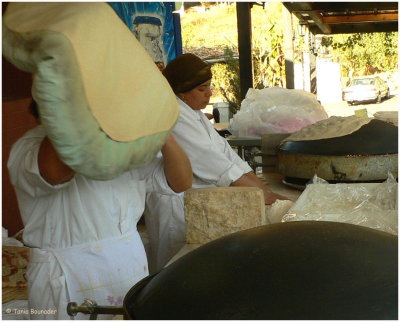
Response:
277,119,398,183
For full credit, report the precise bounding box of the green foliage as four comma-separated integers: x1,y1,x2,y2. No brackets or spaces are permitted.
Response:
181,5,238,48
252,19,285,88
321,32,398,78
181,4,398,111
181,3,287,112
211,48,241,114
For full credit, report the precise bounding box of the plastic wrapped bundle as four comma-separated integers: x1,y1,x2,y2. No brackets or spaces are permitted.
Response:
282,173,398,235
229,87,328,137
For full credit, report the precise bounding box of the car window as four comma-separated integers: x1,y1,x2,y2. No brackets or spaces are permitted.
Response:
352,78,374,86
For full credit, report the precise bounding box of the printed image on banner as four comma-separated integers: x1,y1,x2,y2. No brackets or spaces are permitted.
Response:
108,2,177,69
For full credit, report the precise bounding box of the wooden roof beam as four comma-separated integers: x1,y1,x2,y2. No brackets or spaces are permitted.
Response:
289,3,333,34
316,21,399,34
322,13,398,24
310,2,398,12
298,11,332,34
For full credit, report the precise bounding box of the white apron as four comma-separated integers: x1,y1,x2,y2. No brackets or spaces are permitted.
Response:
145,192,186,273
28,231,148,320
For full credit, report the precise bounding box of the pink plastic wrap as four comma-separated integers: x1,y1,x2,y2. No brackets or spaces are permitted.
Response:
229,87,328,137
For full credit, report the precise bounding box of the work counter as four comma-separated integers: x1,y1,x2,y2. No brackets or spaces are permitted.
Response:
167,171,397,267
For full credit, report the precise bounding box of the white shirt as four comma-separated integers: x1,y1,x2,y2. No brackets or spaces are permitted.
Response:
172,98,252,187
145,98,253,272
7,125,172,319
8,126,171,249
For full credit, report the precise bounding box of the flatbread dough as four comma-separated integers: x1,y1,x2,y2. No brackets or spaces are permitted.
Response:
265,200,294,224
3,2,178,142
3,3,178,179
283,115,372,142
374,111,398,126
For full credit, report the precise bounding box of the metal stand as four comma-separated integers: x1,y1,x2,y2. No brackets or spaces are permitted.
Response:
67,299,123,320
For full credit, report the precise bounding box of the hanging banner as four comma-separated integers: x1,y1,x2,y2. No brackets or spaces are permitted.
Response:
108,2,178,70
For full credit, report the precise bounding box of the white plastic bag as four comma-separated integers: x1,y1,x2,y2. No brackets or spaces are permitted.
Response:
282,173,398,235
229,87,328,137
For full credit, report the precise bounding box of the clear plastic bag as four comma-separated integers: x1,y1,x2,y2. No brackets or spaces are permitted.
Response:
229,87,328,137
282,172,398,235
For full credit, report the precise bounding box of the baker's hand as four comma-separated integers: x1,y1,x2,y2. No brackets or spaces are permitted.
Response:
263,189,290,205
204,113,214,120
232,172,290,205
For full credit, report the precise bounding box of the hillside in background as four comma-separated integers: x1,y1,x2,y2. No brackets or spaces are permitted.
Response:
180,2,289,106
180,2,284,59
179,2,398,106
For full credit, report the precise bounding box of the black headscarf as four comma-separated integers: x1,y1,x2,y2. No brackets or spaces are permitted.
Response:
162,53,212,94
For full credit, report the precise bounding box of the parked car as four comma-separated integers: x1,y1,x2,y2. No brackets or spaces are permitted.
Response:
343,76,390,105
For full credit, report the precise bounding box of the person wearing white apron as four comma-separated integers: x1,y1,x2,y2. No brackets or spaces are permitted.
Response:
145,53,289,272
8,125,192,320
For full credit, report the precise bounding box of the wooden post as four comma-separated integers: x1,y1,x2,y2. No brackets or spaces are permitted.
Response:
283,6,295,89
236,2,253,101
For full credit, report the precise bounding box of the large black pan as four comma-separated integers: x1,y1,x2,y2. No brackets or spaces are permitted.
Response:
277,119,398,182
279,119,398,156
122,221,397,320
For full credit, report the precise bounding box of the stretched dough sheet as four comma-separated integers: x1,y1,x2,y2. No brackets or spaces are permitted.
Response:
3,2,178,142
283,115,372,142
3,3,179,179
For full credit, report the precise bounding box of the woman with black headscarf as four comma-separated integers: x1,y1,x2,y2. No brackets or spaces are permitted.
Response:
145,53,288,272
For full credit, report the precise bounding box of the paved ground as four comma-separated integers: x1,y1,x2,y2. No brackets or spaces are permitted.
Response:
322,94,398,118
